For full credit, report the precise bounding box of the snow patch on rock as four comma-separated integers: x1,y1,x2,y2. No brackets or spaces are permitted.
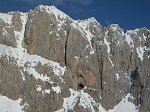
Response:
71,18,97,55
104,37,114,67
0,13,12,25
52,86,61,94
39,5,69,20
108,93,139,112
0,95,25,112
0,44,66,81
125,32,134,48
55,90,139,112
55,89,106,112
115,73,120,80
136,45,145,61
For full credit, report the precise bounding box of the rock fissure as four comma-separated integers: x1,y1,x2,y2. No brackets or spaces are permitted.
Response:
130,67,144,106
130,51,133,63
96,46,103,90
100,51,104,90
64,28,70,66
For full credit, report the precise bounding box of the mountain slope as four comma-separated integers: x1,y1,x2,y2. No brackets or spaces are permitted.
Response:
0,5,150,112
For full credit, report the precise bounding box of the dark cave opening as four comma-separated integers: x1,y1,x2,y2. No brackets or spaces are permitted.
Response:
77,83,84,90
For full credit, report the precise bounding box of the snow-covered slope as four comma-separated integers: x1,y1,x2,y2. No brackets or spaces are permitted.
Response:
0,95,25,112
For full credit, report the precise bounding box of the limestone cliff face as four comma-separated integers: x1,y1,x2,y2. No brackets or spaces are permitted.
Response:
0,5,150,112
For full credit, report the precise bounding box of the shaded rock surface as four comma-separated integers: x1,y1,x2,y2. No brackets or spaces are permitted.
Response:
0,5,150,112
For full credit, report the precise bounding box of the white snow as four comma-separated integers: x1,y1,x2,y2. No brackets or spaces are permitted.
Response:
143,33,147,41
45,89,51,94
136,46,150,61
0,12,12,25
56,33,61,40
55,89,139,112
39,5,68,20
26,67,50,81
37,85,61,94
109,24,125,38
39,5,70,30
71,18,97,55
78,90,97,112
104,37,114,67
136,45,145,61
90,50,95,55
14,12,28,64
49,31,53,34
109,24,119,31
104,37,110,54
21,53,66,77
37,86,42,91
108,93,139,112
0,95,24,112
74,56,79,62
75,19,93,45
55,89,79,112
52,86,61,94
127,29,139,34
0,44,66,81
2,28,8,36
55,89,106,112
115,73,120,80
125,32,134,48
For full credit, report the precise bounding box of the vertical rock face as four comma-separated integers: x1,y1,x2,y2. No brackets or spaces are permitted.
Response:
0,5,150,112
24,6,68,63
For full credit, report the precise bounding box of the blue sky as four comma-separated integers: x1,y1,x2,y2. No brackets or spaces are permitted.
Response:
0,0,150,30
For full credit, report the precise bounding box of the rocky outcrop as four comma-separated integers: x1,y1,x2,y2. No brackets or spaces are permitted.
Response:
0,5,150,112
0,18,16,47
24,6,71,64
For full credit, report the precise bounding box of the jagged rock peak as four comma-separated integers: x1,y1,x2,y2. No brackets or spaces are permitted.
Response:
108,24,123,30
34,5,102,26
34,5,70,20
75,17,99,24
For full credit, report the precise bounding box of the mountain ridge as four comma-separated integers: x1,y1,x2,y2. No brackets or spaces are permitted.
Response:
0,5,150,112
